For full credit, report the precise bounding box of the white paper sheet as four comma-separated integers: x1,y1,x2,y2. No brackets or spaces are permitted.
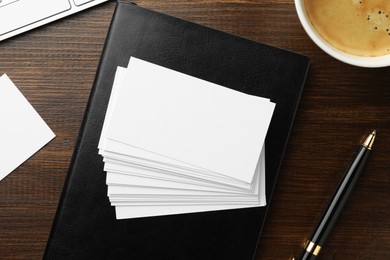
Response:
0,74,55,181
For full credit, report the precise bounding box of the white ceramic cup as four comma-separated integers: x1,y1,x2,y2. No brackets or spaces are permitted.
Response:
294,0,390,68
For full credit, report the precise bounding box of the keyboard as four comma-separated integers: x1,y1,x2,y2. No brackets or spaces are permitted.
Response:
0,0,108,41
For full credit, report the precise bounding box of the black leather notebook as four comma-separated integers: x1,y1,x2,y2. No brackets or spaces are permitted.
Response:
44,2,309,259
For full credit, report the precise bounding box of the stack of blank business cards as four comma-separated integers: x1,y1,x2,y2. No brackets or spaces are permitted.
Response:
98,57,275,220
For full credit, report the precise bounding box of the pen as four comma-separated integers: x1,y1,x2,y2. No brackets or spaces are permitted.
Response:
295,130,376,260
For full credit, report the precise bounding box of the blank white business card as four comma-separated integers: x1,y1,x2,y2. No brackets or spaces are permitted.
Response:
0,74,55,181
106,57,275,183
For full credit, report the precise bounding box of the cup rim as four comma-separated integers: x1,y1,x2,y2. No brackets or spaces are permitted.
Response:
294,0,390,68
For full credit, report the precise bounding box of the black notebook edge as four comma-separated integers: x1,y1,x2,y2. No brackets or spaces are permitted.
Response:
43,3,122,256
44,2,310,259
250,47,309,257
252,65,309,259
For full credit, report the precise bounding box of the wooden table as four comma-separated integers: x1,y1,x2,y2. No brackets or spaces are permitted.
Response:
0,1,389,259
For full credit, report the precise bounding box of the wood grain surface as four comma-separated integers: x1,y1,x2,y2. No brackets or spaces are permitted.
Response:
0,1,389,259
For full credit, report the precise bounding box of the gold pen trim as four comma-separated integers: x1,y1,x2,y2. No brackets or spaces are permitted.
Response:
362,130,376,150
304,240,321,256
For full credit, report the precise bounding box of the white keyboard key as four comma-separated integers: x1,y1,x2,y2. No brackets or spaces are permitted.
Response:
0,0,71,36
0,0,19,8
73,0,93,6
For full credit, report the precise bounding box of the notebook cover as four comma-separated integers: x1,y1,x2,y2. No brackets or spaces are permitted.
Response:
44,2,309,260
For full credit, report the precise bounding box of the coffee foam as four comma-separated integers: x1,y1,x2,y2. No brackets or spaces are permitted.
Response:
305,0,390,57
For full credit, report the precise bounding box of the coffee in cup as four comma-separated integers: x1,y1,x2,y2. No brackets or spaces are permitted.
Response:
295,0,390,67
304,0,390,57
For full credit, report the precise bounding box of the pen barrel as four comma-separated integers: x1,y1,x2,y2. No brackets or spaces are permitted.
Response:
297,250,318,260
298,145,370,260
